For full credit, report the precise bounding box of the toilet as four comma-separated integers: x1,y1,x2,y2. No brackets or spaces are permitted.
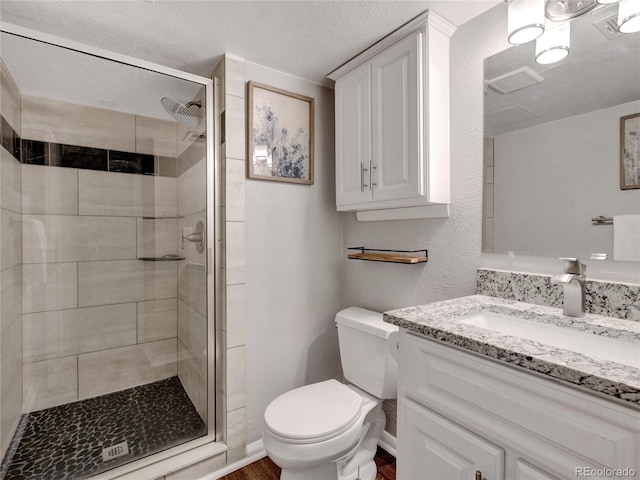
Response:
263,307,399,480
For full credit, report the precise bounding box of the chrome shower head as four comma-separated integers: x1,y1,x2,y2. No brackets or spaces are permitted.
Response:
160,97,202,127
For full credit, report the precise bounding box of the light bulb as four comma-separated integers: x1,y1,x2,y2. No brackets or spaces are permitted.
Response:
508,0,546,45
535,22,570,64
618,0,640,33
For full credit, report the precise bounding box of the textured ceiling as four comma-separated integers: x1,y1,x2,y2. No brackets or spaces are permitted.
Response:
485,4,640,135
0,0,500,85
0,31,205,120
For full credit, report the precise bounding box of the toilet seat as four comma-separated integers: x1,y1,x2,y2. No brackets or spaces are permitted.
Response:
264,380,364,444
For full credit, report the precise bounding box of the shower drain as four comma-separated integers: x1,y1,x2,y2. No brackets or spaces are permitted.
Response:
102,441,129,462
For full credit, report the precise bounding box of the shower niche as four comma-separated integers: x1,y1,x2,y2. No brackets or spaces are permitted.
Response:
0,29,215,480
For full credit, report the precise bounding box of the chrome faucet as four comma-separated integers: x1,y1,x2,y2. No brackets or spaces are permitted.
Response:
551,258,587,317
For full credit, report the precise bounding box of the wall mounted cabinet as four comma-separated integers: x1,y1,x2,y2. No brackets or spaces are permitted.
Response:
329,11,455,214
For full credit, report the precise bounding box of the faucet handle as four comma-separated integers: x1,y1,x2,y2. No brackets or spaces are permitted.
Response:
559,257,587,275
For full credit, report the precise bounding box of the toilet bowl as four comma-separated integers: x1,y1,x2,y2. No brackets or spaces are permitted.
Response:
263,308,398,480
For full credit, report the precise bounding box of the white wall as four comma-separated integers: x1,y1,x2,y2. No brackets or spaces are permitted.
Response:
245,62,344,443
494,100,640,259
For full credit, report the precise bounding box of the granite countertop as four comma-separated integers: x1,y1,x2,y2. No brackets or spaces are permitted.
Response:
384,295,640,407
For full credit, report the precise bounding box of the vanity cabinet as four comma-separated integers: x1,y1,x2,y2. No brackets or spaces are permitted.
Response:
329,12,455,213
398,331,640,480
401,398,504,479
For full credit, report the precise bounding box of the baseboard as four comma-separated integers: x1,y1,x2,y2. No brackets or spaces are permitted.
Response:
205,434,396,479
378,431,397,457
244,439,266,458
205,439,266,480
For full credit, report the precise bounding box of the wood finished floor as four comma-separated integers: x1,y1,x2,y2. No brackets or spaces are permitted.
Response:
220,447,396,480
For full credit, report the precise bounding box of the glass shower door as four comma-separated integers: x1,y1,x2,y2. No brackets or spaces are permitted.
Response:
0,30,214,480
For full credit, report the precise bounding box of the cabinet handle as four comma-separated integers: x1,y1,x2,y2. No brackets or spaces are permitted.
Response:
475,471,486,480
361,162,369,192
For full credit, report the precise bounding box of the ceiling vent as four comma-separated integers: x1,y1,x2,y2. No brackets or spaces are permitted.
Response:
593,12,625,40
486,105,539,127
486,67,544,94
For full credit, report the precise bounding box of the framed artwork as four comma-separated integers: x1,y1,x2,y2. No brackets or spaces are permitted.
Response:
620,112,640,190
247,81,314,185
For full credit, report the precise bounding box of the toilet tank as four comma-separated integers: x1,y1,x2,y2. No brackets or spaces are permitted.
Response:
335,307,398,399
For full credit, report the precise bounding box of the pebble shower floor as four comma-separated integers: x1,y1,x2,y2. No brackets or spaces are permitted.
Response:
0,377,206,480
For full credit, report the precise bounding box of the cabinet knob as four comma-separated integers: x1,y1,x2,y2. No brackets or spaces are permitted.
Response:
475,471,486,480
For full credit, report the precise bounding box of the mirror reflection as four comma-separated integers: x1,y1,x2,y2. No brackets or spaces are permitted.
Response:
483,4,640,261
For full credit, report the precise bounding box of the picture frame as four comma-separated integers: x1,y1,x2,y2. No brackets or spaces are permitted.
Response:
247,81,314,185
620,112,640,190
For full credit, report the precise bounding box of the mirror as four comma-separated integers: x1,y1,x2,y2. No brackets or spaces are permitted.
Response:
483,4,640,261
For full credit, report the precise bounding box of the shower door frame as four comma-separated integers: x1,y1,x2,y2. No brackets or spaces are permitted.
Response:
0,23,226,479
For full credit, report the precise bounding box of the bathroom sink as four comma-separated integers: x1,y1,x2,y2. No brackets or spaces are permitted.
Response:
456,311,640,368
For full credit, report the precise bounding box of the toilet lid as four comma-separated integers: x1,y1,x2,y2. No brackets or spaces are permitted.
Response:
264,380,363,441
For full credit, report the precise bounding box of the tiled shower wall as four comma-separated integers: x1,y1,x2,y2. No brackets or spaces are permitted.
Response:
213,55,248,465
176,101,209,422
0,60,23,460
18,94,184,414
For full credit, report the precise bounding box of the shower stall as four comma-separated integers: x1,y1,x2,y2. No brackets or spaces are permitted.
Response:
0,27,218,479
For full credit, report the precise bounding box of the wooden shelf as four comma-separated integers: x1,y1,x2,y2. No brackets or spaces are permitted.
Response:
347,247,428,264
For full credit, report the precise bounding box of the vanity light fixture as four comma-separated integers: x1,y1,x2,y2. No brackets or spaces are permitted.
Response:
618,0,640,32
508,0,546,44
507,0,639,64
535,21,570,64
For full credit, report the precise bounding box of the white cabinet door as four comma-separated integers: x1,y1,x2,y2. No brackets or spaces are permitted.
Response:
371,29,422,202
335,62,372,207
331,14,453,214
399,398,504,480
515,460,560,480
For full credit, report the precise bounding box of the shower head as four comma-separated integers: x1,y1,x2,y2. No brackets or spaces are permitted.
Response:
160,97,202,127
